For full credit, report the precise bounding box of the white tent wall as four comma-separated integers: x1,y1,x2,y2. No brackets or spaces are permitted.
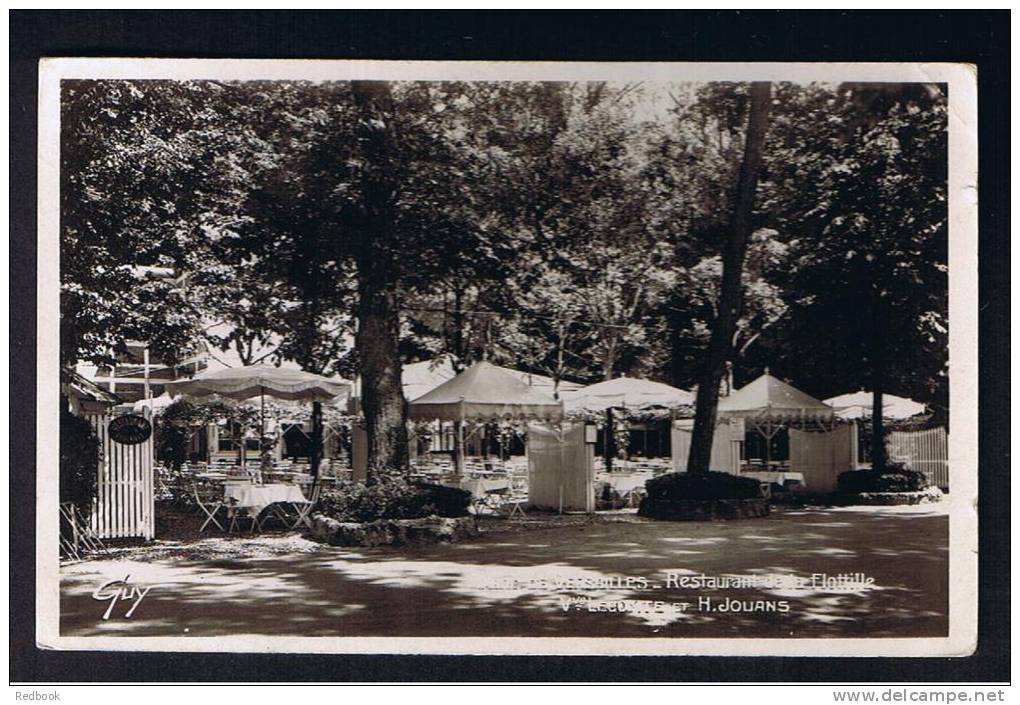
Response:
527,423,595,513
670,417,743,474
789,424,856,492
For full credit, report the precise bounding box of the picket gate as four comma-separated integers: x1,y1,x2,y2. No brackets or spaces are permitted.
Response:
80,407,156,540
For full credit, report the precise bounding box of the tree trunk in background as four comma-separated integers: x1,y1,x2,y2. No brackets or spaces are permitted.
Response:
601,334,618,381
869,319,888,472
687,81,772,474
351,81,409,480
871,386,886,471
669,310,686,388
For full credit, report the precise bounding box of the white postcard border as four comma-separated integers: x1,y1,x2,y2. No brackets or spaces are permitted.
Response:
36,59,979,657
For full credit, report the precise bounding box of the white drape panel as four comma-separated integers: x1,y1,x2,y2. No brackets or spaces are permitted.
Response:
670,418,742,474
526,422,594,513
789,424,854,492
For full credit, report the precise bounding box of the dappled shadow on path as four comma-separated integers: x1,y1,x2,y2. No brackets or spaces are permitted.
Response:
61,506,948,639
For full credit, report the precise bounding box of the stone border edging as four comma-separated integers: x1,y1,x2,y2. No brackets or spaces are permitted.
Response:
831,486,945,506
309,513,478,547
637,497,770,521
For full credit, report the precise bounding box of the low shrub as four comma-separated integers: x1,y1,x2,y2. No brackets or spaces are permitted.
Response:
318,474,471,523
644,471,762,501
413,482,474,517
836,463,928,494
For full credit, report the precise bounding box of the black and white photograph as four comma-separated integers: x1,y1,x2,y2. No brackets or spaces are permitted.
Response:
33,58,978,658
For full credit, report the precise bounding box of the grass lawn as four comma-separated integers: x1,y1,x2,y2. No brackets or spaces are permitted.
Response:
60,504,948,639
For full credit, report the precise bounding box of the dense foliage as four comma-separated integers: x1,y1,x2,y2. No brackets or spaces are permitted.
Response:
59,404,100,516
836,463,929,494
61,80,948,473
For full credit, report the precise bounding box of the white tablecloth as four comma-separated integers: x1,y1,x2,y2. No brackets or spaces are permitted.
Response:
742,471,805,486
599,474,648,495
460,478,509,497
224,483,309,516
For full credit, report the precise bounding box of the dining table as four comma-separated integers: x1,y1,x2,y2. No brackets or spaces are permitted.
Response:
223,481,310,520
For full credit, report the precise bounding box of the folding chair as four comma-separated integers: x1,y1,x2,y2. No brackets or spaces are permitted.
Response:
288,480,322,530
193,480,226,532
502,474,529,518
475,486,508,515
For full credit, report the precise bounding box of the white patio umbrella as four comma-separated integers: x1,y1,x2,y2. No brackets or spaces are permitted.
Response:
824,391,926,421
165,364,351,468
132,391,176,414
562,376,694,412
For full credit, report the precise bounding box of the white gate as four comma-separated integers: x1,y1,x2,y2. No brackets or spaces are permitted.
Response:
887,426,949,490
82,407,156,540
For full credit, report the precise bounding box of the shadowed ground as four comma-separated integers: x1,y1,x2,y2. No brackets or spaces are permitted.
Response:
61,504,948,638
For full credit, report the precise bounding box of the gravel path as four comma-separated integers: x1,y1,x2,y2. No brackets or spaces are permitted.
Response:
61,504,948,639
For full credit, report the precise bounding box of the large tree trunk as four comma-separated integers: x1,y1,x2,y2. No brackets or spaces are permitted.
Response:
687,82,772,474
356,280,409,478
351,81,409,480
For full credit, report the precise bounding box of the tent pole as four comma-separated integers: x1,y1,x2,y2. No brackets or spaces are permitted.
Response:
455,398,466,479
605,408,614,474
311,400,323,479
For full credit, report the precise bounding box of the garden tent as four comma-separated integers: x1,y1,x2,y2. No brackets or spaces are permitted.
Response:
132,391,176,413
408,361,564,476
351,356,584,405
716,371,852,491
718,371,834,424
408,361,564,424
823,391,926,421
564,376,693,473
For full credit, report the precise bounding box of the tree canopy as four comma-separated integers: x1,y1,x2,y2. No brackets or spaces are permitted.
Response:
61,79,949,470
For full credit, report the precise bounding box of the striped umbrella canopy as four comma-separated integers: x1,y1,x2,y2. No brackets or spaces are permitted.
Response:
164,364,350,403
165,365,351,467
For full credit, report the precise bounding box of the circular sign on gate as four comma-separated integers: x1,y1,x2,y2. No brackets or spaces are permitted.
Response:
108,414,152,445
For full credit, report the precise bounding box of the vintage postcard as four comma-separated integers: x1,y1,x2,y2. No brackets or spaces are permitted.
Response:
36,59,978,657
